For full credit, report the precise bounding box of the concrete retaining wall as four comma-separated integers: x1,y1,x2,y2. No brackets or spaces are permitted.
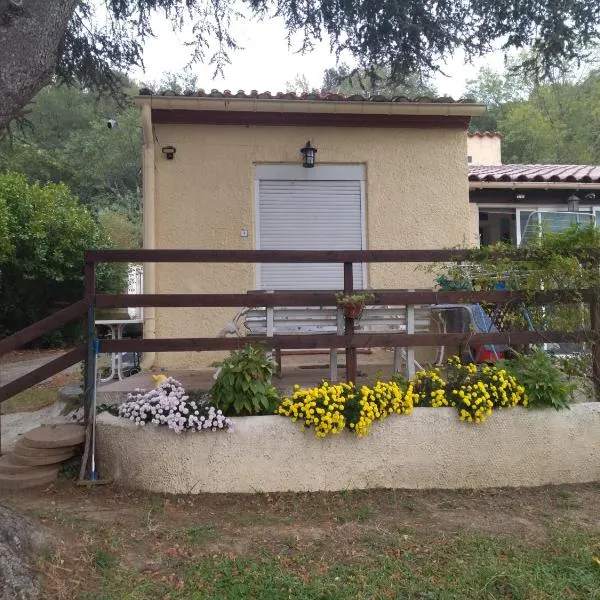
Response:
96,404,600,494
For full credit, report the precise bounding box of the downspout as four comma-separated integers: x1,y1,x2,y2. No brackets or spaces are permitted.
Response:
140,103,156,370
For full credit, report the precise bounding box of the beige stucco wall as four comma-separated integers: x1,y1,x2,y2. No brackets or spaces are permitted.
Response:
152,123,473,368
467,135,502,166
469,203,480,247
97,404,600,493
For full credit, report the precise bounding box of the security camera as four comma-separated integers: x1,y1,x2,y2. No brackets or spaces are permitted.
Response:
106,119,118,129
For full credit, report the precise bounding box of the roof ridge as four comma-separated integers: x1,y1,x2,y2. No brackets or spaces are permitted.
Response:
468,131,503,138
138,87,477,104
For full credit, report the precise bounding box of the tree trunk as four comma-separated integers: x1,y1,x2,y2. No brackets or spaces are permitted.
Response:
0,0,79,130
0,504,51,600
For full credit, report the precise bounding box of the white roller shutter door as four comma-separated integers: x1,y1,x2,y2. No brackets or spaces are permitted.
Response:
258,179,364,290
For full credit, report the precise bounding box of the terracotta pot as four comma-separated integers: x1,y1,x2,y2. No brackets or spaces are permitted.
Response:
343,302,364,319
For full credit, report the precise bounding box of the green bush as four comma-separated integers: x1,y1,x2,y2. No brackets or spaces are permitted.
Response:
0,172,124,344
210,345,280,416
499,349,574,410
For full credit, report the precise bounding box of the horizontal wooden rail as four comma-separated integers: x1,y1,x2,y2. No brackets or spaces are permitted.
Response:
0,300,88,357
85,247,600,265
86,249,479,264
101,330,592,354
0,345,86,403
95,289,592,309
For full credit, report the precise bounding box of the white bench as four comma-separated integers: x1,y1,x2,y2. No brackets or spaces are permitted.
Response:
243,304,432,381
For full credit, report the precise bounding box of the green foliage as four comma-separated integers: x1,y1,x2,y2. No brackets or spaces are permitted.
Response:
435,274,473,291
1,83,142,221
0,172,124,342
468,61,600,164
432,225,600,331
501,102,564,162
6,0,600,129
210,345,280,416
499,350,574,410
0,192,11,262
98,209,142,249
335,291,375,306
558,352,594,398
91,547,117,572
321,64,437,97
432,227,600,396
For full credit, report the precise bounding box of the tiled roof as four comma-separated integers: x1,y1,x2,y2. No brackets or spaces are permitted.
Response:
138,88,476,104
468,131,502,138
469,164,600,184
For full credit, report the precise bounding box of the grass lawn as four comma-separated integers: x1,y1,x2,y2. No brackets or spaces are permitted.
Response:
0,371,80,415
1,482,599,599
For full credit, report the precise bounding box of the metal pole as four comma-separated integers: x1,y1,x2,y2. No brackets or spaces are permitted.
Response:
590,292,600,401
83,261,95,423
84,303,96,423
344,261,357,384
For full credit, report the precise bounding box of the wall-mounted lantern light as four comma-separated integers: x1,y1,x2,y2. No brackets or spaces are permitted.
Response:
567,193,580,212
300,141,317,168
162,146,176,160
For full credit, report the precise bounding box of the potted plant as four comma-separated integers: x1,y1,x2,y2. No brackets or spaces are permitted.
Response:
335,291,375,319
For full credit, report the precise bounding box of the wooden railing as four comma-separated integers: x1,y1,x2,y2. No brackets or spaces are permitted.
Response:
87,249,600,393
0,301,88,452
1,248,598,455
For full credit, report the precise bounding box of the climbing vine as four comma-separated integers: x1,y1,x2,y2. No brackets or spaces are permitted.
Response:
429,224,600,396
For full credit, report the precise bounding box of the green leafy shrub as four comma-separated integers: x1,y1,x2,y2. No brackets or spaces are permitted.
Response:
0,172,124,344
557,352,593,397
210,345,280,416
499,349,574,410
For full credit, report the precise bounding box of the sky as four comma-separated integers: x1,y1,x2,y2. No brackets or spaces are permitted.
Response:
130,11,507,99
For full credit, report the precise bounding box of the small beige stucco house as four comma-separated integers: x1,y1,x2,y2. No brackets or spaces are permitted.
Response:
136,90,484,368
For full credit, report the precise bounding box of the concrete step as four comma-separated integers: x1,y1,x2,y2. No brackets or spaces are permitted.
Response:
0,465,58,490
13,440,79,459
22,424,85,449
9,449,76,467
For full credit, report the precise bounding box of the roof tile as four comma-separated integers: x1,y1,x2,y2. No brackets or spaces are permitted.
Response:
468,131,503,138
138,88,476,104
469,164,600,184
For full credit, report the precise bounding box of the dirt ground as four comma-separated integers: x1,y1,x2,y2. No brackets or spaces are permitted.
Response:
1,480,599,599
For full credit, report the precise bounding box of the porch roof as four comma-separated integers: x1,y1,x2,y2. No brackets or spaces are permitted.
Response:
469,164,600,185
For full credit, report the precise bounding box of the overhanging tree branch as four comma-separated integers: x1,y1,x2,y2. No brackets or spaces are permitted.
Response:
3,0,600,129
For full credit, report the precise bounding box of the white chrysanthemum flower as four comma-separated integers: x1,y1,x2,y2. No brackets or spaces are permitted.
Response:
116,381,231,433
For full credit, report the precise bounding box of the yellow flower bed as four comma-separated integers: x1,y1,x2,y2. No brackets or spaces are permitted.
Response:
277,357,528,437
413,356,527,423
277,380,416,438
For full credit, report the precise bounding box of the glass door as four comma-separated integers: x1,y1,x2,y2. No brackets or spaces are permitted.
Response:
516,208,596,246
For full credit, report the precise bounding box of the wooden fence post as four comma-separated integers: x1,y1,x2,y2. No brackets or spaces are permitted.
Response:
590,291,600,401
343,262,357,384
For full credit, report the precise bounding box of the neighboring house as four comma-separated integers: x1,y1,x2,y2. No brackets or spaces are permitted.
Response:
136,89,484,368
468,133,600,246
467,131,502,166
